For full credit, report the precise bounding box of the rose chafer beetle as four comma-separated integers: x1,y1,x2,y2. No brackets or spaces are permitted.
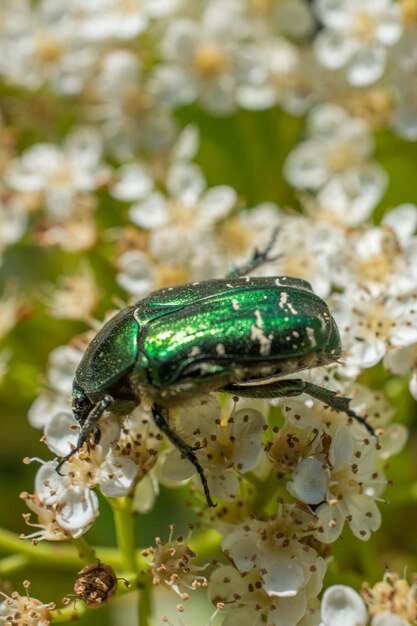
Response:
57,235,373,506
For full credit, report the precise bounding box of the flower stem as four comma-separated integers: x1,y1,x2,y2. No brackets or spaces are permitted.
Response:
139,580,153,626
110,496,138,574
0,554,29,575
71,536,97,563
0,526,124,571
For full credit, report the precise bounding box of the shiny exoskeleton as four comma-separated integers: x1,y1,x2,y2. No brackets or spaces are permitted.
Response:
57,237,373,506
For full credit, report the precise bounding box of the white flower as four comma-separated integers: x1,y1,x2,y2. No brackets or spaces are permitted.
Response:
236,38,300,111
43,263,100,320
46,344,83,394
35,434,137,535
151,4,255,115
320,585,367,626
5,127,108,216
310,425,383,542
214,511,325,626
162,396,267,502
35,461,99,537
284,105,386,218
314,0,403,86
116,249,156,297
333,286,417,369
210,565,315,626
329,207,417,294
88,50,175,158
0,0,98,94
74,0,176,41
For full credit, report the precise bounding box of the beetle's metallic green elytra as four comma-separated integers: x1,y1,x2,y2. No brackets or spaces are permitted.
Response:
60,273,373,507
75,276,340,405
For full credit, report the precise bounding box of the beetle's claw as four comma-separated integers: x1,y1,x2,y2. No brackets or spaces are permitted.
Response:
55,447,79,475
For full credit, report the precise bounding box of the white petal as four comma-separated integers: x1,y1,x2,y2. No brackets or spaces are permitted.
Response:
111,163,153,201
347,47,386,86
98,455,137,497
314,502,345,543
171,125,199,161
287,457,329,505
284,142,328,189
166,162,206,206
321,585,367,626
269,594,307,626
222,529,258,572
383,345,415,375
308,104,349,137
199,185,237,222
116,250,155,296
161,449,195,481
379,424,409,459
262,552,305,597
375,6,402,45
47,345,82,393
347,496,381,540
314,0,350,29
132,474,158,513
348,339,386,368
56,487,99,534
128,192,169,229
329,426,354,467
382,204,417,245
208,468,240,501
35,462,65,505
410,372,417,401
314,31,356,69
372,613,410,626
28,395,70,430
44,411,78,456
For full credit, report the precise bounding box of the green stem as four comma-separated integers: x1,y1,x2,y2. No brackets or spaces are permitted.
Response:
0,526,123,571
71,537,97,564
0,554,29,575
139,580,153,626
110,497,138,574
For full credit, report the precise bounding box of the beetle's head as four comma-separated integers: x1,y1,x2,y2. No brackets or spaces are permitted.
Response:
72,382,93,425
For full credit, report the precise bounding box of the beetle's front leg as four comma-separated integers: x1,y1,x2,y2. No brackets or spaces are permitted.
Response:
224,379,375,437
56,395,114,474
151,403,216,507
227,226,281,277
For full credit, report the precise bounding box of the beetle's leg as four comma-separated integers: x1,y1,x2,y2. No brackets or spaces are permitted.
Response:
152,403,216,508
224,379,375,437
227,226,281,277
55,395,114,474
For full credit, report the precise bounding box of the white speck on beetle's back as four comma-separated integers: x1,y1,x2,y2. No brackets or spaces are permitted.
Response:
278,291,298,315
278,292,288,309
250,325,273,356
306,326,317,348
254,309,263,328
216,343,226,355
232,298,240,311
188,346,202,357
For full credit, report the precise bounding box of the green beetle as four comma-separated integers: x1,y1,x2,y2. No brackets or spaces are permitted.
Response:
57,239,373,506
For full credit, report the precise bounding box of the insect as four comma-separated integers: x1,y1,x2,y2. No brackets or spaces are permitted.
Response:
56,233,373,506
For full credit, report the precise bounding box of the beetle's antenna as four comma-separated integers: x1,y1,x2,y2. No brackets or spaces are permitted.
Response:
55,395,114,475
227,226,281,277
